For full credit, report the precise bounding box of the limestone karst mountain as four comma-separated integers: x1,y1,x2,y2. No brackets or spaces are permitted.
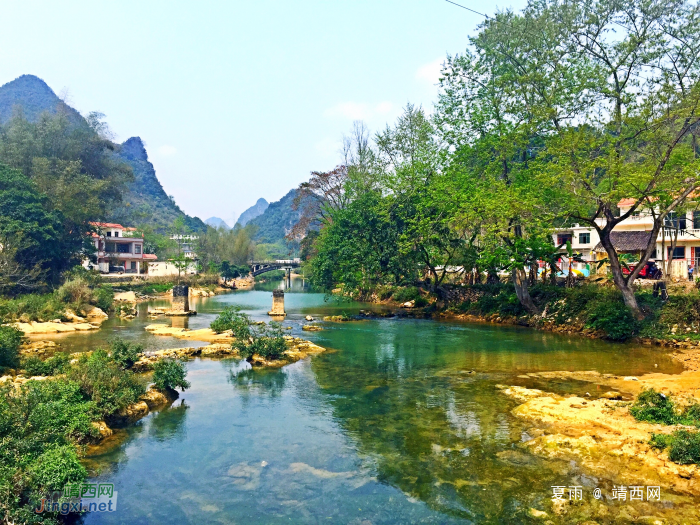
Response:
235,198,269,227
0,74,206,232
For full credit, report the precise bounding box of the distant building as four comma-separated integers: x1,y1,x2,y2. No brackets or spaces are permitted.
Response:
86,223,157,274
554,199,700,279
170,235,198,259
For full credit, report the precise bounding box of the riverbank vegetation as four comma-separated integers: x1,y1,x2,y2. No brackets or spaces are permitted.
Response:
293,0,700,341
0,337,189,522
0,270,113,323
628,389,700,465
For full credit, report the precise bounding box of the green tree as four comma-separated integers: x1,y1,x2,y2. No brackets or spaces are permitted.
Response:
438,0,700,314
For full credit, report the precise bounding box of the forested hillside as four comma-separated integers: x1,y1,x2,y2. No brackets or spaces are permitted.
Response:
109,137,206,232
247,190,300,245
0,74,205,233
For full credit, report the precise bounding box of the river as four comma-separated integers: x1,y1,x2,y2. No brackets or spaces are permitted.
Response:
52,279,683,524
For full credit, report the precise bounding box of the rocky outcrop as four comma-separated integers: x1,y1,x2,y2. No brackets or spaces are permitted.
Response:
19,340,59,356
113,291,137,302
13,320,100,335
145,324,234,343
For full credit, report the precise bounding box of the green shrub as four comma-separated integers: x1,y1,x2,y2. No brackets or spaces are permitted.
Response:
21,353,70,376
152,359,190,392
649,432,674,450
234,322,287,361
109,338,143,369
0,325,22,369
586,300,639,340
680,403,700,426
27,445,87,495
0,379,97,522
393,286,421,303
68,349,146,417
55,276,94,309
211,306,251,336
93,284,114,311
630,389,677,425
667,430,700,464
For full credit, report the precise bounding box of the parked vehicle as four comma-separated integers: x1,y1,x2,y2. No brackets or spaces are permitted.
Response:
108,265,126,274
621,260,662,279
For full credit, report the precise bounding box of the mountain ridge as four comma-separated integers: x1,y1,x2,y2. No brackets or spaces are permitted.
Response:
0,74,206,232
236,198,269,227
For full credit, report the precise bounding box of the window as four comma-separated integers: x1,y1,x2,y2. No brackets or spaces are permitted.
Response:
579,232,591,245
557,233,572,246
693,211,700,230
117,243,130,254
114,231,119,237
665,212,687,231
668,246,686,259
131,262,137,270
135,244,142,254
106,231,111,237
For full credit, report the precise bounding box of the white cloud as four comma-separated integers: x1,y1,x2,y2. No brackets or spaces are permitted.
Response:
324,101,395,121
157,145,177,157
415,57,445,86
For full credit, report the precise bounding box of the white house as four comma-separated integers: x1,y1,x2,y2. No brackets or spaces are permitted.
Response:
554,199,700,278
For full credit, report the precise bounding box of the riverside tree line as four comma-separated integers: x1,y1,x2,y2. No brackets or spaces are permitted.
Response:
294,0,700,319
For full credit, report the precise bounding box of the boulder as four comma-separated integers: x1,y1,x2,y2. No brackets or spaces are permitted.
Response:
83,305,109,321
140,386,178,409
64,309,86,323
305,315,314,321
91,421,113,439
113,291,137,302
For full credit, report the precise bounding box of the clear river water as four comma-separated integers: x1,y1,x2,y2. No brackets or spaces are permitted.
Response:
48,278,684,524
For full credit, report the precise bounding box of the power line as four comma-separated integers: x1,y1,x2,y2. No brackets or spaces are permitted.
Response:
444,0,490,19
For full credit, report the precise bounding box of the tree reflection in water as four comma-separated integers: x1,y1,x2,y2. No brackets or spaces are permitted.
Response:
228,367,287,405
148,399,189,442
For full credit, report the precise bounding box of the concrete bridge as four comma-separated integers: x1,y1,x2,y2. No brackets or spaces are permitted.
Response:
249,259,301,277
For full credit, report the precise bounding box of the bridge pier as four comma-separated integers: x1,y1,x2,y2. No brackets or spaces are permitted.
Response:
268,289,286,317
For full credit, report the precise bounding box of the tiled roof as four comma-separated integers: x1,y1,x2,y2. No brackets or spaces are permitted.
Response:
90,222,124,229
143,254,158,260
593,231,652,252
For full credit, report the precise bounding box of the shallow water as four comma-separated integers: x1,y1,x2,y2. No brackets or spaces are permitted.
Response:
75,280,684,524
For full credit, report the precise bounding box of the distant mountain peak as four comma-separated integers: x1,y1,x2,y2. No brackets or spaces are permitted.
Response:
205,217,230,230
120,137,149,162
236,198,269,227
0,74,82,125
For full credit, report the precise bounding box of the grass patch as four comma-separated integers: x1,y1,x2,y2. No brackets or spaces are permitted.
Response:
650,430,700,465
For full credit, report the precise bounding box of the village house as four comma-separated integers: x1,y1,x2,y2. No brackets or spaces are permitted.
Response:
86,223,157,274
554,199,700,279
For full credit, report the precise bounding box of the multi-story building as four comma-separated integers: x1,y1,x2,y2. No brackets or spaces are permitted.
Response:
554,199,700,278
87,223,157,274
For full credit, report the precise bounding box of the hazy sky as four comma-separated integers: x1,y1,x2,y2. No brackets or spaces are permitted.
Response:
1,0,525,225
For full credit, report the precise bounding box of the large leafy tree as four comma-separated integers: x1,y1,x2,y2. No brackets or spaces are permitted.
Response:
438,0,700,315
0,164,74,289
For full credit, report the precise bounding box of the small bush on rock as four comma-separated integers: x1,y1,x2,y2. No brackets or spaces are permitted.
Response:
234,322,287,361
211,306,251,337
152,359,190,392
68,349,146,417
109,338,143,369
630,389,677,425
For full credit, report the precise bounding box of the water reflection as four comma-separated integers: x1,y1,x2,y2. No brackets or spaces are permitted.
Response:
228,367,287,401
147,400,189,442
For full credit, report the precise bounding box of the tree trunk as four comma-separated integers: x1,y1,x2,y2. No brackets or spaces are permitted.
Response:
513,268,540,315
600,236,640,315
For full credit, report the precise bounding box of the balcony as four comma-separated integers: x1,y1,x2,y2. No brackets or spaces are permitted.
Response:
661,228,700,242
